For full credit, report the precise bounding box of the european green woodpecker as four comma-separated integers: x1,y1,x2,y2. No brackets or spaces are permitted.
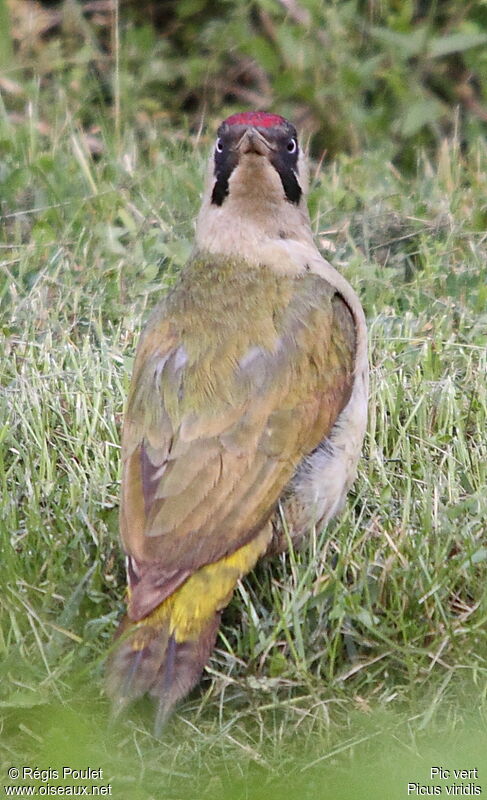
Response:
107,111,368,727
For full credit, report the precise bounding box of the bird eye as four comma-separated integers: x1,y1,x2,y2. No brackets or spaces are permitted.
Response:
287,138,297,154
215,138,224,153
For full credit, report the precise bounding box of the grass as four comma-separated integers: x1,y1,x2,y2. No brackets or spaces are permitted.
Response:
1,70,487,797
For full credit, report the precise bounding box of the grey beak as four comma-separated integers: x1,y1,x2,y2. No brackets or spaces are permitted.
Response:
235,128,275,156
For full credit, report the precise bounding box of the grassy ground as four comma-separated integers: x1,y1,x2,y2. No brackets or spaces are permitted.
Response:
1,79,487,797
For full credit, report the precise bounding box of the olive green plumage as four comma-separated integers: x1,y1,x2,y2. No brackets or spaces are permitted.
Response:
108,250,355,725
107,111,365,728
121,252,355,619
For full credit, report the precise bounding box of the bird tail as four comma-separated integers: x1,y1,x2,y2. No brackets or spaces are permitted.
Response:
106,609,220,732
107,523,272,729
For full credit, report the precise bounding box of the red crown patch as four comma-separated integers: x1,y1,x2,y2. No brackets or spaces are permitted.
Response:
223,111,286,128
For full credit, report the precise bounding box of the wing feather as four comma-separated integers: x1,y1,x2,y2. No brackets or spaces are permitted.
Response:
121,255,356,619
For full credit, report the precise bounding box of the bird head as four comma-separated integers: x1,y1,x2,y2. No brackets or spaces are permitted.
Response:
210,111,307,208
196,112,312,258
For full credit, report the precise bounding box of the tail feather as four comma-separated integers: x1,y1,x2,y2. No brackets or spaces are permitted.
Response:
106,616,170,711
107,524,273,727
152,617,220,734
106,612,220,728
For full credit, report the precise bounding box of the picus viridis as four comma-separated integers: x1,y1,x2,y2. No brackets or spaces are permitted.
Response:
107,111,368,727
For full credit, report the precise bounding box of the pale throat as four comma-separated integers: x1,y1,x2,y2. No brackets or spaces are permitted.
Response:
195,191,316,271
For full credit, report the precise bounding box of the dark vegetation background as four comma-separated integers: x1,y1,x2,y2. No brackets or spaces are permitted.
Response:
0,1,486,798
3,0,487,163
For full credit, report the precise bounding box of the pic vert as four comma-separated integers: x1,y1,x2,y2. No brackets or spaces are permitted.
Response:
107,111,369,730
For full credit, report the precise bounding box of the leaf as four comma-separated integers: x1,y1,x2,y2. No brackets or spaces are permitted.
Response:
356,610,380,628
0,691,48,708
400,99,444,137
428,31,487,58
460,548,487,570
370,26,429,58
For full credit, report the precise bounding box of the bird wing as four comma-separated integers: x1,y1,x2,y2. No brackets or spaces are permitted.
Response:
121,254,356,619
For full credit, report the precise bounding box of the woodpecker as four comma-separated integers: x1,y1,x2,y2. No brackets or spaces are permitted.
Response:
107,111,368,728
